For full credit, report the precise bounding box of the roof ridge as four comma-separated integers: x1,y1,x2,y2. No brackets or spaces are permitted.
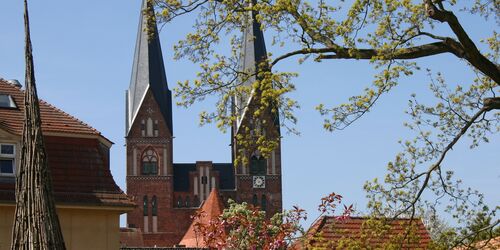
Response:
0,78,22,90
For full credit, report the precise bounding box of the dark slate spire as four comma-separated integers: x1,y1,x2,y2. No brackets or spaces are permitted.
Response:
126,0,173,135
234,2,280,132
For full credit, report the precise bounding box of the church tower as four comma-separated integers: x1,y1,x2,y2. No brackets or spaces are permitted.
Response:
231,2,283,216
122,0,283,247
125,0,174,238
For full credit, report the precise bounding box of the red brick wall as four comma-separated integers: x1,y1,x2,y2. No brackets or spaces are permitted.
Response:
125,89,283,247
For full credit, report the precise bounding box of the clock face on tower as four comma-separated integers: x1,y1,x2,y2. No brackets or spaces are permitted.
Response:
253,176,266,189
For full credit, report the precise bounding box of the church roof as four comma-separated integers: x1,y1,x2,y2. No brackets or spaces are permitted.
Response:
127,0,173,135
179,188,225,248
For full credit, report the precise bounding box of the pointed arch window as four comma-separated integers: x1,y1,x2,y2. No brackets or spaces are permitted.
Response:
152,196,158,216
143,195,148,216
142,148,158,175
261,195,267,211
250,155,266,175
252,194,258,207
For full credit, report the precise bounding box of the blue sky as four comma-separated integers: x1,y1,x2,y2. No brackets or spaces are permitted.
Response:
0,1,498,227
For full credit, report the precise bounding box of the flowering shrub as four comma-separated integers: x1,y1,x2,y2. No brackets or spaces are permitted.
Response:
192,192,353,249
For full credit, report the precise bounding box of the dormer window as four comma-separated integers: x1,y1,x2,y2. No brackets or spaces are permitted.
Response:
0,94,16,108
0,144,15,175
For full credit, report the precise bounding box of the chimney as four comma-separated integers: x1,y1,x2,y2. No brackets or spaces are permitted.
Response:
7,79,22,88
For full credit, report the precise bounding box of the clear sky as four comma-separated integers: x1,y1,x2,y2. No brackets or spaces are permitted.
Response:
0,1,498,227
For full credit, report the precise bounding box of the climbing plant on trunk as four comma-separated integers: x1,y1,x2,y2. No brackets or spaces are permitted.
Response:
10,0,66,249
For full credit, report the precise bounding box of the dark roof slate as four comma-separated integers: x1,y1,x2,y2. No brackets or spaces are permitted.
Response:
173,163,235,192
127,0,173,135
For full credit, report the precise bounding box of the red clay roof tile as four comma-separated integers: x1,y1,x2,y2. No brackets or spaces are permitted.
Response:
292,216,431,249
179,188,225,248
0,79,111,144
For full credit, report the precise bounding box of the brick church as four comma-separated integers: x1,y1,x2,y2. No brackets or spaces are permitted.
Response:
123,0,282,247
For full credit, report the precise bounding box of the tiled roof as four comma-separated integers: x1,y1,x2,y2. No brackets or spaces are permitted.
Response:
292,216,431,249
120,228,145,248
0,79,133,209
179,188,225,248
0,79,111,144
454,236,500,250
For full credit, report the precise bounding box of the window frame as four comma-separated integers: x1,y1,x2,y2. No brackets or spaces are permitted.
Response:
0,143,16,176
141,148,158,175
0,94,17,109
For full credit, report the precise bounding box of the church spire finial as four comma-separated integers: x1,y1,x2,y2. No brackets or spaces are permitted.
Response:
126,0,173,135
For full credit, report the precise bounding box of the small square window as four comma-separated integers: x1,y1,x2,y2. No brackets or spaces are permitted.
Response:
0,145,14,155
0,159,14,174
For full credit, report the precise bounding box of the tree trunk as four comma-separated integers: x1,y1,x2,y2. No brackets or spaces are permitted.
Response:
10,1,66,249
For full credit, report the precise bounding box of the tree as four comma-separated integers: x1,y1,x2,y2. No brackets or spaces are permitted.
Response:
11,1,66,249
152,0,498,245
192,192,352,249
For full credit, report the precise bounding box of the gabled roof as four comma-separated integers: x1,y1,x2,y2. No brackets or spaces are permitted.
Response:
0,79,111,145
179,188,225,248
454,236,500,250
126,0,173,135
0,79,134,209
292,216,431,249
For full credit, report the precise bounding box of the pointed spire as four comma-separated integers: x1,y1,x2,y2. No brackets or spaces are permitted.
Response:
127,0,173,135
234,1,280,132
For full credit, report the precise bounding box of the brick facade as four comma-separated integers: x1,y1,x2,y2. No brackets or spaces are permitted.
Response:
123,1,282,247
125,88,283,247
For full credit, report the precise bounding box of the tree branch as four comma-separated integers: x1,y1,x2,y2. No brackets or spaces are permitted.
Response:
424,0,500,84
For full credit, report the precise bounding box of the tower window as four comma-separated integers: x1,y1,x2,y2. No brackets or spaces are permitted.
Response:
193,195,199,207
252,194,258,207
143,195,148,216
141,120,146,137
142,148,158,175
0,144,15,175
250,156,266,175
177,196,183,208
146,118,153,137
154,120,159,137
152,196,158,216
261,195,267,211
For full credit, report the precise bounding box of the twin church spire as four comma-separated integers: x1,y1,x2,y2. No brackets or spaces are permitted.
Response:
126,0,271,135
126,0,173,135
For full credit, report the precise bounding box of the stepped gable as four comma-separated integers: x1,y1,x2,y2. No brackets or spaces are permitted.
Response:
0,79,133,208
179,188,225,248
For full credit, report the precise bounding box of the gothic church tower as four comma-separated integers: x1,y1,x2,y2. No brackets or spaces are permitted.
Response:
123,0,282,247
231,3,283,216
125,0,174,238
